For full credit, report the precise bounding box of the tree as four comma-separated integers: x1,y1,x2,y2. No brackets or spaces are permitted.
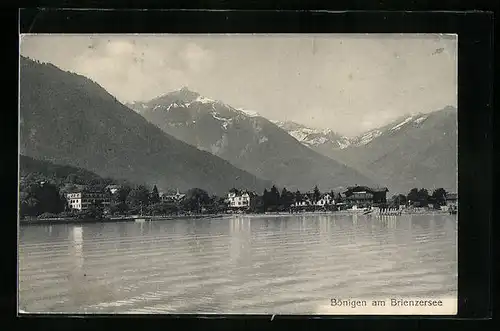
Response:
182,188,210,213
114,185,131,204
269,186,280,210
262,189,270,211
109,201,128,215
79,201,104,220
66,173,78,184
417,188,429,205
280,187,294,210
126,185,150,211
205,195,228,214
389,194,406,207
396,194,407,206
19,196,40,217
25,182,66,216
149,185,160,205
407,188,419,205
313,185,321,203
431,188,448,206
294,190,302,204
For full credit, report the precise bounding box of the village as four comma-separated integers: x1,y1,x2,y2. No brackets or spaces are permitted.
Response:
19,177,458,223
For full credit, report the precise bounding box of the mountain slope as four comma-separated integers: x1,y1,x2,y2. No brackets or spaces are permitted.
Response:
356,107,457,194
128,89,376,192
274,108,457,194
19,57,272,195
20,154,106,183
304,108,457,194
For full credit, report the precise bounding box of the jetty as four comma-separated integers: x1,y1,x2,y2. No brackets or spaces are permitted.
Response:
378,208,402,216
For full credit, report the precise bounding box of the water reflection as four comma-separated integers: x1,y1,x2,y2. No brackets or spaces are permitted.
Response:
229,217,252,268
69,226,84,270
67,226,85,308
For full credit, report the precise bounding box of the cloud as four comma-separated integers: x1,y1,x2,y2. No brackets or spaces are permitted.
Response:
105,40,135,56
67,39,198,102
181,42,214,73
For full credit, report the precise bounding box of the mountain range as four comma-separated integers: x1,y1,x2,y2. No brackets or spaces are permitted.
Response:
19,57,272,195
273,107,458,194
20,56,456,196
126,88,376,192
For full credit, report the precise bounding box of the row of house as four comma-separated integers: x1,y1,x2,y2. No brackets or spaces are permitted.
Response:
65,185,187,211
66,191,110,210
64,183,456,213
226,186,391,210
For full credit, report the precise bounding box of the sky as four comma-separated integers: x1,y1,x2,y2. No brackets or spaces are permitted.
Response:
20,34,457,137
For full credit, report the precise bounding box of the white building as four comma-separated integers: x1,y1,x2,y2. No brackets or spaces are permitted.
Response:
66,191,110,211
315,193,334,207
227,189,253,208
292,200,311,208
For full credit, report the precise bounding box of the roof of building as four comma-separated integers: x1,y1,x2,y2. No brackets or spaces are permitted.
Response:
344,186,389,193
228,189,256,196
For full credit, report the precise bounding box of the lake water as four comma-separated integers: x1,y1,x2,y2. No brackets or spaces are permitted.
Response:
18,214,457,314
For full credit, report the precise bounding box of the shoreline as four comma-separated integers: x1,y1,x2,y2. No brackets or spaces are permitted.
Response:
19,213,228,225
19,209,454,225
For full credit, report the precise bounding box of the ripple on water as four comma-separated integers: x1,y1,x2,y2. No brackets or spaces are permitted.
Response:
18,215,457,314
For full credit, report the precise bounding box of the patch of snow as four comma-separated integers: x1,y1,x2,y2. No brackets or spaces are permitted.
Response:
356,130,383,146
390,116,414,131
211,111,230,122
289,130,309,142
210,111,232,130
259,136,268,144
166,102,190,110
153,104,161,111
309,137,328,145
194,96,216,104
337,137,352,149
237,108,260,117
322,128,333,135
413,115,428,124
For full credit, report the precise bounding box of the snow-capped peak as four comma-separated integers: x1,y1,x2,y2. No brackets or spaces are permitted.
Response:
390,115,415,132
413,114,428,124
353,129,383,146
194,95,216,104
236,108,260,117
273,120,352,149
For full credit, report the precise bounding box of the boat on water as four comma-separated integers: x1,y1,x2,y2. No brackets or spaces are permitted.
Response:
132,205,151,222
131,215,151,222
